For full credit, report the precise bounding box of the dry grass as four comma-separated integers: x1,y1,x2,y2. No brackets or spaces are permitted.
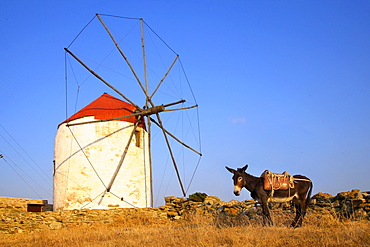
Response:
1,210,369,247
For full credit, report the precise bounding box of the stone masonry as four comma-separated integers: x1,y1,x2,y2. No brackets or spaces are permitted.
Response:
0,196,51,213
0,189,369,235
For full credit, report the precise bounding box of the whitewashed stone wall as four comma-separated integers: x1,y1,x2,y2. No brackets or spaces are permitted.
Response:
54,116,152,210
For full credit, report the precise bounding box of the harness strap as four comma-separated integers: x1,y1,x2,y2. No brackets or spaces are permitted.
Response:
266,170,295,190
293,178,311,182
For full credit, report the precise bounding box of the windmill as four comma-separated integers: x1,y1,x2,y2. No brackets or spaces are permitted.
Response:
53,14,202,210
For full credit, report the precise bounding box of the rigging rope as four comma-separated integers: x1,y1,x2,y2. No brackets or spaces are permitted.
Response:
67,15,97,48
142,20,178,56
179,58,198,105
185,156,202,194
0,154,44,199
98,13,140,21
67,126,108,190
0,125,52,184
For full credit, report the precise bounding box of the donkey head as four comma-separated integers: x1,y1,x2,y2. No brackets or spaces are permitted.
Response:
225,164,248,196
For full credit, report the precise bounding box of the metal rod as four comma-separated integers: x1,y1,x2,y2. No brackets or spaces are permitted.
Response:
64,48,140,110
96,14,148,98
150,55,179,99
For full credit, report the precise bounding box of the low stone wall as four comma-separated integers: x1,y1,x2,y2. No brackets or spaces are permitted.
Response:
0,207,169,234
310,189,370,218
0,190,369,235
163,190,370,221
0,196,50,213
173,190,370,219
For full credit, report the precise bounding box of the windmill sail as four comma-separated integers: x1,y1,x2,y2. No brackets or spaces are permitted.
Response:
58,14,202,209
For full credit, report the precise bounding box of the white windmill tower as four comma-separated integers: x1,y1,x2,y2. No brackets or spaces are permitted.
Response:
53,14,202,210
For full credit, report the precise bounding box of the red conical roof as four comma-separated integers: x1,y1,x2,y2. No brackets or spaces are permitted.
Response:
60,93,145,129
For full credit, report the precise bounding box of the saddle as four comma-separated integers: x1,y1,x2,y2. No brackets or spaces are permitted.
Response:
261,170,295,191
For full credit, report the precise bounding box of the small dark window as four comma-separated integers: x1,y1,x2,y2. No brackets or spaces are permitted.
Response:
134,130,142,148
27,204,43,212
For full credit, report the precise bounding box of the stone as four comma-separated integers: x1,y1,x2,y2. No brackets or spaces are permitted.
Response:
166,211,178,217
225,200,240,207
49,222,63,230
204,196,221,206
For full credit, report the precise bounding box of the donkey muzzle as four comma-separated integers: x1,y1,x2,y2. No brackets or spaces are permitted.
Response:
233,186,241,196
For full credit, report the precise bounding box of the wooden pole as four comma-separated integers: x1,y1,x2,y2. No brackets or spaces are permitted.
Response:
140,19,154,206
96,14,148,98
147,116,154,207
140,18,149,98
150,117,202,156
64,48,140,110
150,55,179,99
155,113,186,197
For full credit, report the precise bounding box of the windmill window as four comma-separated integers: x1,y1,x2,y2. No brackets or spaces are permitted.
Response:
134,130,142,148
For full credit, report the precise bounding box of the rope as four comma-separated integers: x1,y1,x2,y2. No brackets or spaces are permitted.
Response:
110,191,137,208
185,155,202,194
179,58,198,105
142,20,178,55
67,126,108,189
0,154,44,199
54,170,94,202
0,125,52,184
65,52,68,119
79,190,137,209
98,13,140,21
2,154,52,196
80,190,105,209
67,15,96,48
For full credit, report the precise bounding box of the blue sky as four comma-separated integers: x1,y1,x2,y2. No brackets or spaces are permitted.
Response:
1,1,369,206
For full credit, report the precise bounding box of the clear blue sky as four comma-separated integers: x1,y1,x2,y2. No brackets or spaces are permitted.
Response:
1,1,369,205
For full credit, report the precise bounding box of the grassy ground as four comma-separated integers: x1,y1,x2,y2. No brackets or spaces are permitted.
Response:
1,210,369,246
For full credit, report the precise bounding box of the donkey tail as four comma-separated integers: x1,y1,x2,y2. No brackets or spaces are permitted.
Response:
306,180,313,208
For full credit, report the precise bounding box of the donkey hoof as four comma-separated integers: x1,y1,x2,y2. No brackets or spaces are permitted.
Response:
290,223,301,228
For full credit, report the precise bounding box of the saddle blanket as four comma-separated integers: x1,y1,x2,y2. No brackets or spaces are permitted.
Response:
262,170,295,191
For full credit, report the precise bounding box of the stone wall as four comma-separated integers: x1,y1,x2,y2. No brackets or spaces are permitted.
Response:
310,189,370,218
0,207,168,234
0,196,51,213
0,190,369,235
163,190,370,222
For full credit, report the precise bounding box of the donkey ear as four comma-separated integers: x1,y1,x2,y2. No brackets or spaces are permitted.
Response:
225,166,236,174
241,164,248,172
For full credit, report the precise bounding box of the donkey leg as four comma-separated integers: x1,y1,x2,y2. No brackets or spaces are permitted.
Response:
297,198,308,226
291,197,303,228
260,200,273,226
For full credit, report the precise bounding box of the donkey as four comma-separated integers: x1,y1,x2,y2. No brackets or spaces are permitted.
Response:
226,164,313,227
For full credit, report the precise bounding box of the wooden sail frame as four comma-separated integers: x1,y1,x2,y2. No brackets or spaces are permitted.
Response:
64,13,202,201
